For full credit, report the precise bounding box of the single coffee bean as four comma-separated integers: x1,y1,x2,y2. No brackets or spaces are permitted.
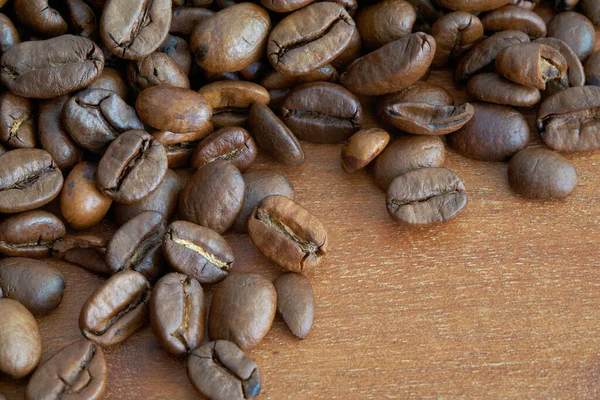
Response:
136,86,213,133
0,148,63,214
159,34,193,75
233,169,295,233
261,64,338,90
536,86,600,152
0,92,35,148
163,220,233,284
340,32,436,96
0,211,65,258
582,0,600,26
66,0,98,39
171,7,214,36
341,128,390,174
481,5,547,38
188,340,261,400
0,35,104,99
209,273,276,350
14,0,68,37
466,73,541,107
100,0,172,60
281,82,362,143
585,51,600,86
274,272,314,339
0,298,41,379
535,37,586,94
436,0,510,12
432,12,484,68
248,103,304,165
79,270,151,346
25,340,107,400
152,129,206,168
179,160,245,233
248,195,328,273
331,27,362,70
378,83,474,135
260,0,314,12
372,136,446,190
52,228,113,275
191,127,257,172
150,273,206,356
267,2,355,75
127,52,190,96
355,0,416,50
547,11,596,61
97,130,168,204
0,14,20,54
508,147,577,199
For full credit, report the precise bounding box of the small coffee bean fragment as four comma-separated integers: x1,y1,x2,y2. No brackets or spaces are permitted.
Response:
341,128,390,173
274,272,315,339
0,92,35,148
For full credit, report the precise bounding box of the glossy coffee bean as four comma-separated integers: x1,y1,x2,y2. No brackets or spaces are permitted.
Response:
261,64,338,90
0,14,20,54
274,272,314,339
66,0,98,39
535,37,586,94
481,5,547,38
431,12,483,68
0,92,35,148
14,0,68,37
191,127,257,172
585,51,600,86
341,128,390,173
209,274,276,350
25,340,107,400
127,52,190,95
466,73,541,107
355,0,416,50
387,167,468,225
53,228,113,275
171,7,214,36
152,129,202,168
0,211,65,258
159,35,193,75
436,0,510,12
547,12,596,61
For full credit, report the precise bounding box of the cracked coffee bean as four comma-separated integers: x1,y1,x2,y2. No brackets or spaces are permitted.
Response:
0,211,65,258
127,52,190,96
14,0,68,37
0,92,35,149
190,127,257,172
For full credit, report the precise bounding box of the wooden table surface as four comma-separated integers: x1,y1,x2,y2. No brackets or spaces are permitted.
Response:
3,32,600,400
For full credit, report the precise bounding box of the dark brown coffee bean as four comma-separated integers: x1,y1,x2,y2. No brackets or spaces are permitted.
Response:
171,7,214,36
0,211,65,258
0,13,20,54
66,0,98,39
0,35,104,99
585,51,600,86
481,5,546,38
127,52,190,96
355,0,416,50
79,270,150,346
152,129,209,168
547,11,596,61
0,298,41,379
535,37,586,94
267,2,355,75
260,0,314,12
179,160,244,233
261,64,338,90
25,340,107,400
372,136,446,190
582,0,600,26
191,3,271,73
191,127,257,172
341,128,390,174
536,86,600,152
466,73,541,107
150,273,205,355
248,195,327,273
331,27,362,69
340,32,436,96
100,0,172,60
0,92,35,149
508,147,577,199
87,67,128,99
0,148,63,214
209,273,276,350
432,12,484,68
437,0,510,12
449,102,530,161
14,0,68,37
274,272,314,339
188,340,260,400
52,228,113,275
159,35,192,75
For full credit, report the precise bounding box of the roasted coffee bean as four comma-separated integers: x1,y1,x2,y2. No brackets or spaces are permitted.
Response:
66,0,98,39
340,32,436,96
536,86,600,152
0,257,65,316
233,169,294,233
191,3,270,73
481,5,546,38
79,270,151,346
331,27,362,69
0,143,5,155
53,230,112,275
127,52,190,96
281,82,362,143
449,102,530,161
97,130,168,204
25,340,107,400
248,103,304,165
267,2,355,75
179,160,244,233
159,34,193,75
88,67,128,99
274,272,314,339
100,0,172,60
188,340,261,400
152,129,209,168
209,274,276,350
260,0,314,12
582,0,600,26
0,14,20,54
0,211,65,258
14,0,68,37
431,12,483,68
63,89,144,154
0,92,35,148
355,0,416,50
0,298,41,379
496,43,567,90
372,136,446,190
585,51,600,86
535,37,586,93
0,35,104,99
467,73,541,107
0,148,63,214
191,127,257,172
136,86,213,133
437,0,510,12
508,147,577,199
341,128,390,174
163,220,233,284
405,0,442,21
261,64,338,90
248,195,327,273
378,83,474,135
150,273,205,355
547,11,596,61
171,7,214,36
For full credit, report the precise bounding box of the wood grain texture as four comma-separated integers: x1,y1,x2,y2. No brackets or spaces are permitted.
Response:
2,32,600,400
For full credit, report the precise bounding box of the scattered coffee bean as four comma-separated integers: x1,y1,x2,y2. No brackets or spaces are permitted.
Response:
191,127,257,172
341,128,390,173
355,0,416,50
432,11,483,68
466,73,541,107
274,272,315,339
0,211,65,258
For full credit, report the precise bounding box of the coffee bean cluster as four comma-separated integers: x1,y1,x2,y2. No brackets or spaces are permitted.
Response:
0,0,598,399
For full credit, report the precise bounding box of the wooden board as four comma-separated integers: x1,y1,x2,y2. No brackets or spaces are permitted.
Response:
2,33,600,400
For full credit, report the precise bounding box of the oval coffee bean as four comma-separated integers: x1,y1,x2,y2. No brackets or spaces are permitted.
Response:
25,340,107,400
274,272,314,339
127,52,190,95
248,195,328,273
79,270,151,346
150,273,206,356
387,167,468,225
481,5,547,38
0,14,20,54
341,128,390,174
97,130,168,204
547,11,596,61
355,0,416,50
188,340,261,400
466,73,541,107
14,0,68,37
431,11,484,68
0,148,63,214
0,35,104,99
0,92,35,148
191,127,257,172
163,220,233,284
209,274,276,350
436,0,510,12
508,147,577,199
0,211,65,258
88,67,128,99
0,298,41,379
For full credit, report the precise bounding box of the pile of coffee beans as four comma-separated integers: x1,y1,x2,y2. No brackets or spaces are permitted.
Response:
0,0,598,398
